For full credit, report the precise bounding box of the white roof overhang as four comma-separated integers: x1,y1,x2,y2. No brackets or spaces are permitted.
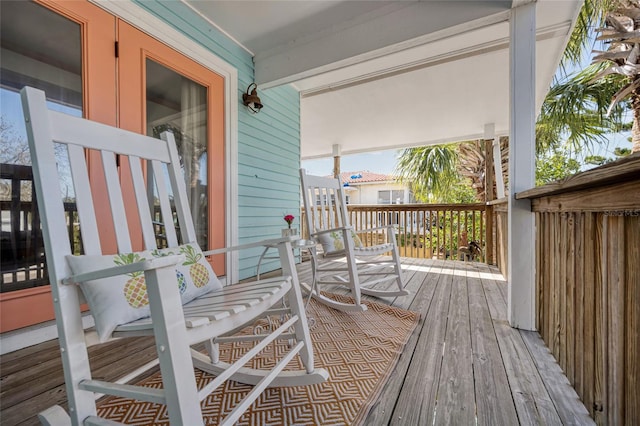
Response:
184,0,582,159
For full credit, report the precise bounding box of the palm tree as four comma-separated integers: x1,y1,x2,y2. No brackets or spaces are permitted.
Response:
395,139,508,203
394,144,459,202
589,1,640,151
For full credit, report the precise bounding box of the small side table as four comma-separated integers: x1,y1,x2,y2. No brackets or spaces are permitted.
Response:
256,239,318,311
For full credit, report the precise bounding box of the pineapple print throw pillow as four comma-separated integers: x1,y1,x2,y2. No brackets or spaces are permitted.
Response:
150,244,222,305
317,229,364,256
66,244,221,342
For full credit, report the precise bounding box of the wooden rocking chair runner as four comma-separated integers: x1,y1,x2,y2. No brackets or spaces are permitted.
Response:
21,87,327,426
299,169,409,312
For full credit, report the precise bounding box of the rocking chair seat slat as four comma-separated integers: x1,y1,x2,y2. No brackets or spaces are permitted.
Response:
325,243,395,257
114,278,290,333
353,243,395,254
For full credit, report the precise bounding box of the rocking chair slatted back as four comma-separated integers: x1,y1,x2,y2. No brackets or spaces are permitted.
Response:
300,171,349,237
162,131,199,245
128,153,157,250
29,99,191,255
67,144,101,255
102,150,133,253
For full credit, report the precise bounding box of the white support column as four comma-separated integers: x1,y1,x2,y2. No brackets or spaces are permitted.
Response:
508,2,536,330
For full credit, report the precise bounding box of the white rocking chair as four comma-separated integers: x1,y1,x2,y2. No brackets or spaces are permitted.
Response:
299,169,409,312
22,87,327,426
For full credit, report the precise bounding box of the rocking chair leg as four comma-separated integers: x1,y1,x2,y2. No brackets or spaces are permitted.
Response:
278,243,314,372
38,405,71,426
344,251,363,309
205,338,219,364
391,244,405,292
146,267,203,425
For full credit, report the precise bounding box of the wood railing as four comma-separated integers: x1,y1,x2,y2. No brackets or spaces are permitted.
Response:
302,203,488,261
518,153,640,425
0,200,79,293
1,161,81,292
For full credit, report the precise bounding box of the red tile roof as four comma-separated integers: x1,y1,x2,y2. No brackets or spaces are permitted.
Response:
330,171,395,184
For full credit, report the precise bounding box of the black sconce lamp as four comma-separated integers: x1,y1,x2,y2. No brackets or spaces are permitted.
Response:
242,83,263,113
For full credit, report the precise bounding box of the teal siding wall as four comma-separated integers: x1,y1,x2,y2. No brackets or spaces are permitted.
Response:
133,1,301,279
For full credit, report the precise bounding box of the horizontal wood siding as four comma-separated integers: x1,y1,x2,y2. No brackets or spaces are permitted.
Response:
132,1,302,279
522,156,640,425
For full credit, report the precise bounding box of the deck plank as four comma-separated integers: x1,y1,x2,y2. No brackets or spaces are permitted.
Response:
435,261,476,424
481,275,563,426
520,330,595,425
467,263,519,425
389,261,453,425
0,338,156,409
364,259,440,425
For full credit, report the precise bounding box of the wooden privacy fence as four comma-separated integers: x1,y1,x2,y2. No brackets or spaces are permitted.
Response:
302,203,488,261
518,153,640,425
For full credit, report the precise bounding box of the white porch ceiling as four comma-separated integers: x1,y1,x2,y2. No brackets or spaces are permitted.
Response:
184,0,582,159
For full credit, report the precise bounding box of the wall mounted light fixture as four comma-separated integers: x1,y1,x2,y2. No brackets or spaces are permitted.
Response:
242,83,263,113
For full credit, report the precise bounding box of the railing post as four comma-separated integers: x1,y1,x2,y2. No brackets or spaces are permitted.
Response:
484,127,496,266
485,205,494,264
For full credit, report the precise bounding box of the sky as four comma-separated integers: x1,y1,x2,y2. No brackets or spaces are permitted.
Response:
302,132,632,177
302,148,401,177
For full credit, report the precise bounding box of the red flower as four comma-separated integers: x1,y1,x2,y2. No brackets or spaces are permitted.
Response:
284,214,295,227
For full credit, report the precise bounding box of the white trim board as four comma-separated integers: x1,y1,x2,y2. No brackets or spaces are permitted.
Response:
91,0,240,283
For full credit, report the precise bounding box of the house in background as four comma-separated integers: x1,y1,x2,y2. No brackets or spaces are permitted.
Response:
337,171,414,205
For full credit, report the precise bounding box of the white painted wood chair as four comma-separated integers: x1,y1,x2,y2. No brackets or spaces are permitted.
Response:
299,169,409,312
21,87,328,426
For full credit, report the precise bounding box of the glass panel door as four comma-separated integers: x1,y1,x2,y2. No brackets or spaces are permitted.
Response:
146,59,209,249
0,0,83,293
117,20,225,274
0,0,115,333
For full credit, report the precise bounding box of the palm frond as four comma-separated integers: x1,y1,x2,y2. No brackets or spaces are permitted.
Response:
394,144,459,202
538,62,628,154
559,0,618,75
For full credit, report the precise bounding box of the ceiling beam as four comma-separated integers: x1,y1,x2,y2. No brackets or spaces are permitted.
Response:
300,20,569,98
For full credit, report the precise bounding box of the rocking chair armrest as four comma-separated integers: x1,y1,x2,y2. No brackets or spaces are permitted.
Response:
203,236,300,256
311,226,354,237
62,254,185,285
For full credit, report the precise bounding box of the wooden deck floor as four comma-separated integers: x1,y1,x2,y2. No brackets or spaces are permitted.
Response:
0,258,593,425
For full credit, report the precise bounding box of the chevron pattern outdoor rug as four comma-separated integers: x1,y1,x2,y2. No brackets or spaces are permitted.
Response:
96,293,420,425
